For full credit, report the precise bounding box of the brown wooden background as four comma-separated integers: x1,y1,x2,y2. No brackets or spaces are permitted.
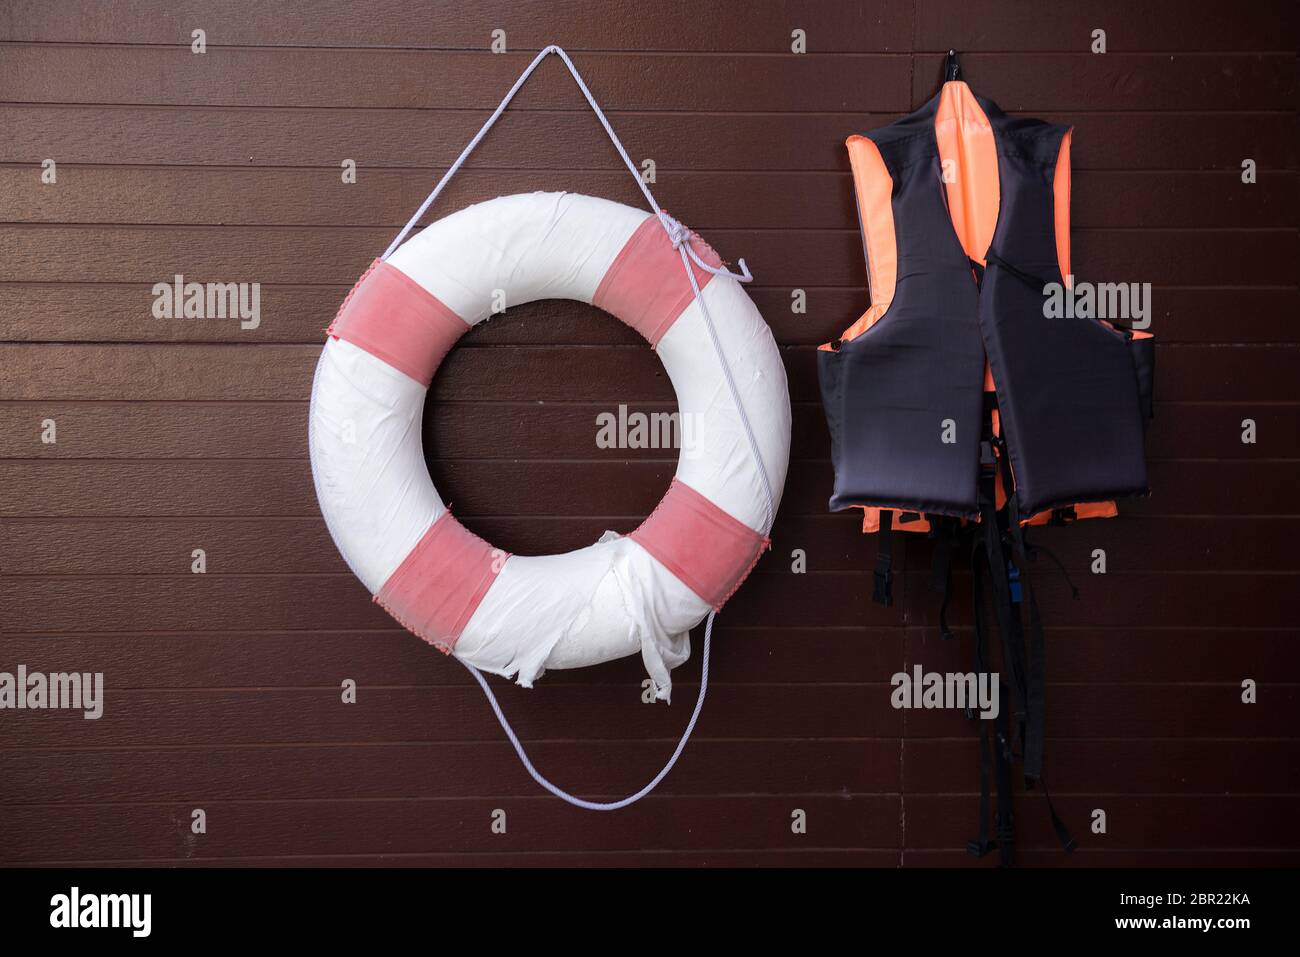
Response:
1,1,1296,867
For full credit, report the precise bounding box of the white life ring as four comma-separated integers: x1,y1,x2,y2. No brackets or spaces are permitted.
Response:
309,192,791,700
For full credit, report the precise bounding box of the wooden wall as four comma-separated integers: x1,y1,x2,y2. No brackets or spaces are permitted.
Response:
1,1,1296,866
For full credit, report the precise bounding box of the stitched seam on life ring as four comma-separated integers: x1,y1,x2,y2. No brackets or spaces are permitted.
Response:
632,480,770,611
635,483,675,529
711,536,772,611
373,592,454,655
326,257,380,338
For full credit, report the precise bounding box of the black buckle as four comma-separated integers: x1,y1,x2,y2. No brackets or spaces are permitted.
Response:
979,439,997,471
1050,506,1077,526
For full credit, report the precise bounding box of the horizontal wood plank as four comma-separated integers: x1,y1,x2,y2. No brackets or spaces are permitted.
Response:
1,343,1294,402
0,0,915,52
7,167,1294,230
4,224,1295,287
912,0,1299,52
0,738,901,803
7,106,1294,170
2,285,1292,345
0,795,902,863
6,45,1293,112
1,399,1294,461
911,52,1298,110
900,684,1300,738
905,739,1300,793
2,458,1295,521
0,627,905,687
6,515,1300,577
0,683,904,748
2,567,1296,634
905,795,1300,850
0,46,915,112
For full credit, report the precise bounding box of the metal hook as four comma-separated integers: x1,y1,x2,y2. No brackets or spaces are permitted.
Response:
945,49,962,82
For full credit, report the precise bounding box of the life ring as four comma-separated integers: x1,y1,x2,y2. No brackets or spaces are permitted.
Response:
309,192,791,700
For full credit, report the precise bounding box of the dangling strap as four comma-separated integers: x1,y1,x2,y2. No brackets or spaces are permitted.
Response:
967,537,994,856
382,46,774,811
979,500,1028,750
994,440,1041,782
993,685,1015,867
1041,779,1078,854
928,516,959,640
969,437,1032,865
872,510,894,607
997,441,1076,853
1025,533,1081,600
966,540,1014,866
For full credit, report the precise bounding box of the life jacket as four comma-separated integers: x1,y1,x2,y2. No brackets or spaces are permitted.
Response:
818,53,1155,865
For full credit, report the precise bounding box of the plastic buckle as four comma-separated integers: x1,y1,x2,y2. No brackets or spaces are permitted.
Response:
1006,561,1022,603
1051,506,1077,527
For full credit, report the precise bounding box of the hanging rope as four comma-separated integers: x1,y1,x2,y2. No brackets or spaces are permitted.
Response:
383,44,752,285
383,45,775,810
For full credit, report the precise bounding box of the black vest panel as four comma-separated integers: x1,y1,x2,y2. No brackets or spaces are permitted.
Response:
820,89,1151,520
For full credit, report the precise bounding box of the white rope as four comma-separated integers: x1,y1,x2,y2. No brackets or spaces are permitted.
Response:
383,44,752,282
385,45,774,809
468,610,718,811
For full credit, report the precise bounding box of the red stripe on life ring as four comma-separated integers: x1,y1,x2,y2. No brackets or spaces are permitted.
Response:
328,259,469,386
629,479,770,611
375,513,506,653
593,215,724,347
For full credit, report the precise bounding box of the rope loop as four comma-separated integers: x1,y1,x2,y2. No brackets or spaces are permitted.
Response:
659,212,753,283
